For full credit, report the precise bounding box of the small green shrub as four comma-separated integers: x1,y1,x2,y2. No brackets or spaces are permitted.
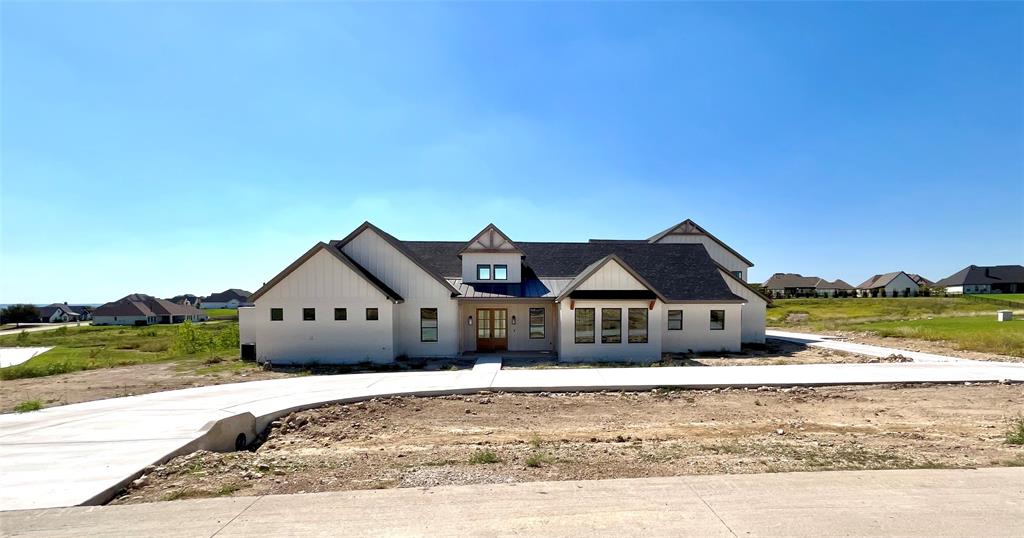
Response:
469,450,500,464
14,399,43,413
1008,415,1024,445
16,330,29,343
528,434,542,449
525,453,551,468
171,321,214,354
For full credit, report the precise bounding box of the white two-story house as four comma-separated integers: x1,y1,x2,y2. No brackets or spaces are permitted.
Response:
239,219,767,364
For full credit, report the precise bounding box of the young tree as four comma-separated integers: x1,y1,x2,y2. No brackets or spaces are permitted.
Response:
0,304,40,327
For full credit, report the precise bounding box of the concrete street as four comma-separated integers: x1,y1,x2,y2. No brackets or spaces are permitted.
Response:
0,347,53,368
3,468,1022,537
2,332,1023,511
0,321,92,335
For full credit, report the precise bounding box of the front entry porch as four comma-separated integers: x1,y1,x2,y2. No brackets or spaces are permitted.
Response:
457,301,558,355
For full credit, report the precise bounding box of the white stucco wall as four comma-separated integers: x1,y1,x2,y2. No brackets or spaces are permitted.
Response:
557,300,663,362
652,234,749,281
717,268,766,344
242,248,396,364
92,315,149,326
342,228,460,357
661,303,743,353
461,252,523,284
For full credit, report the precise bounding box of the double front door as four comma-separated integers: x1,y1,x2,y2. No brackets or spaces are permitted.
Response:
476,308,508,352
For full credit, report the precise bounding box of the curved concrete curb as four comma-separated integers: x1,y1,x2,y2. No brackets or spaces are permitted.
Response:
3,354,1024,512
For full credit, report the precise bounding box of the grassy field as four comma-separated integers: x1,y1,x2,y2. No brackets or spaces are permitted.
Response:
0,322,244,380
204,308,239,320
849,317,1024,357
768,297,1024,357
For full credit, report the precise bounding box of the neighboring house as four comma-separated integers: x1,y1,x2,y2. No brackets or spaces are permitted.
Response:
935,265,1024,295
762,274,854,298
907,274,933,288
167,294,202,307
92,294,209,326
239,219,768,365
66,305,93,321
856,272,920,297
201,289,252,309
36,303,81,323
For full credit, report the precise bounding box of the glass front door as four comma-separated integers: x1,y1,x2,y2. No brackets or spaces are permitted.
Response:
476,308,508,352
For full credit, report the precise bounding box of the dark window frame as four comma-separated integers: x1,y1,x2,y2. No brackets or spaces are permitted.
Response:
334,308,347,321
710,309,725,331
529,307,545,339
420,308,438,342
601,308,622,344
628,308,648,343
366,307,379,321
476,264,491,280
667,310,683,331
493,264,508,280
270,308,283,321
575,308,595,344
302,308,316,321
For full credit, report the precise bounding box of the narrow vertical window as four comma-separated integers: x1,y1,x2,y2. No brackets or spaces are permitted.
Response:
493,264,508,280
477,264,491,280
601,308,622,343
667,310,683,331
303,308,315,321
420,308,438,342
628,308,648,343
575,308,595,344
366,308,379,321
270,308,283,321
529,307,545,339
334,308,347,321
710,310,725,330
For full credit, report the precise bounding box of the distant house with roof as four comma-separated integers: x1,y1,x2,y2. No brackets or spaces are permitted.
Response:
935,265,1024,295
856,271,921,297
762,274,854,298
36,303,82,323
92,294,208,326
907,274,934,288
167,294,202,307
201,289,252,309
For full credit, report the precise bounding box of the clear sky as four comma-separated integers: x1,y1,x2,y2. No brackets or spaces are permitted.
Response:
2,2,1022,303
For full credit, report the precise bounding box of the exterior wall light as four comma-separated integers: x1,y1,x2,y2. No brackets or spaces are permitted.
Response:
511,315,517,325
468,315,473,326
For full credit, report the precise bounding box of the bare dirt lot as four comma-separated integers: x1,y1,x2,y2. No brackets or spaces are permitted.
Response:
0,362,290,413
113,383,1024,505
823,331,1024,363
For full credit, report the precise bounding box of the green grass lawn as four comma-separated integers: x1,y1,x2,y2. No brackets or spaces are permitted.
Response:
204,308,239,320
848,317,1024,357
0,322,243,380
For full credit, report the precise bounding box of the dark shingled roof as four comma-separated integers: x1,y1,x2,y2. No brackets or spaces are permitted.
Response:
762,273,821,290
401,240,744,303
204,289,252,303
93,294,205,317
935,265,1024,287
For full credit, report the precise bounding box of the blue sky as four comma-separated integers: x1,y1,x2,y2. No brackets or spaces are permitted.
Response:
2,2,1022,303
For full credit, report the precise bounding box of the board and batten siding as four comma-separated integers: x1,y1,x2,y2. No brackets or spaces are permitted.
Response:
576,261,647,291
652,235,749,281
341,228,460,357
461,252,523,284
717,268,767,344
242,248,396,364
661,303,742,353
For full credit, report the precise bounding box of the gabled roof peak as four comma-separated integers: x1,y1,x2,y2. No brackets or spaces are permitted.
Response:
459,223,523,255
648,218,754,267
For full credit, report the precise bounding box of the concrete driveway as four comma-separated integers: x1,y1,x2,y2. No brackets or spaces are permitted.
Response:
3,468,1021,537
0,347,53,368
2,333,1023,512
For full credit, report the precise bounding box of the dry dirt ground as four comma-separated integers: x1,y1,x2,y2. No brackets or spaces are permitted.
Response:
113,383,1024,505
0,363,290,413
824,331,1024,363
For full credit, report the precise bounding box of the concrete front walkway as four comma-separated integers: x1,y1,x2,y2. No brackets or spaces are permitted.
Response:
4,468,1022,537
2,346,1023,512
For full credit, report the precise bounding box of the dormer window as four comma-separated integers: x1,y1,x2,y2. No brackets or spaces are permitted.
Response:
477,264,491,280
494,264,508,280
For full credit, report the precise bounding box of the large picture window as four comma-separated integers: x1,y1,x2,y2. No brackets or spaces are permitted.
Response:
575,308,595,344
601,308,621,344
710,310,725,330
420,308,438,342
667,310,683,331
494,264,508,280
529,307,545,339
477,264,491,280
628,308,648,343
